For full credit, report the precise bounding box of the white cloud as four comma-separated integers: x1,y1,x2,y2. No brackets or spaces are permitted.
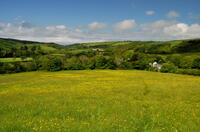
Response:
113,19,137,32
0,20,200,44
164,23,188,34
0,23,81,44
167,11,180,18
163,23,200,39
146,11,155,15
87,22,107,30
55,25,66,30
141,20,178,32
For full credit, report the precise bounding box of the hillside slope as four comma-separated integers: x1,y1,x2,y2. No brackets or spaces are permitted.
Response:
65,39,200,54
0,38,64,57
1,37,200,54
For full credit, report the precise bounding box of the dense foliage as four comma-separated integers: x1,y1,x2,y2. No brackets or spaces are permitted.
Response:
0,38,200,75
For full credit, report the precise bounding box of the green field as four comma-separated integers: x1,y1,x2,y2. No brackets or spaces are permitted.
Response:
0,57,33,63
0,70,200,132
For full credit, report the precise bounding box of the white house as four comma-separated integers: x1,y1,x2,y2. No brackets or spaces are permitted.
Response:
149,61,162,70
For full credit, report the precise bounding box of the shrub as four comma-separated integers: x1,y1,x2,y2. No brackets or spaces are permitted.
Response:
179,56,194,69
88,60,96,70
13,62,25,73
160,63,177,73
0,62,4,74
147,66,158,72
21,62,37,71
95,55,107,69
119,61,133,69
133,60,150,70
4,63,16,73
192,58,200,69
177,69,200,76
64,57,85,70
0,62,24,73
166,54,181,67
47,57,63,71
34,56,50,70
64,62,85,70
104,58,116,69
153,55,165,63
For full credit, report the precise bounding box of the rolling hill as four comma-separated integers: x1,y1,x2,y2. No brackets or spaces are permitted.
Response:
1,37,200,55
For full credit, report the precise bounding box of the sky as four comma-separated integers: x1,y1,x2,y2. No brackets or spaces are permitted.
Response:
0,0,200,44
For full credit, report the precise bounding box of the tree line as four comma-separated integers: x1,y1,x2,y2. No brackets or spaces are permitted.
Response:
1,49,200,76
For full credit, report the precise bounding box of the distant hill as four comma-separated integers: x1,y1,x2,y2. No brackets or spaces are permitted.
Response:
65,39,200,54
0,38,63,50
1,37,200,55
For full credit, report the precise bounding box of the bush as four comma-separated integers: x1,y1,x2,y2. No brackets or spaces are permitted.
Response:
119,61,133,69
104,57,116,69
13,62,25,73
153,55,165,64
92,55,117,69
5,63,15,73
64,57,85,70
176,69,200,76
34,56,50,70
133,60,150,70
64,62,85,70
160,63,177,73
21,62,37,71
95,56,107,69
88,59,96,70
0,62,4,74
192,58,200,69
0,62,24,73
47,57,63,71
147,66,158,72
179,56,194,69
166,54,181,67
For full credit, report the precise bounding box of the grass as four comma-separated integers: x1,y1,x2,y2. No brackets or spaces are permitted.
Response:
50,54,65,57
0,70,200,132
0,57,33,63
41,45,57,52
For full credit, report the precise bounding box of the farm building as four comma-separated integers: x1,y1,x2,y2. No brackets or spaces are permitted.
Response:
149,62,162,70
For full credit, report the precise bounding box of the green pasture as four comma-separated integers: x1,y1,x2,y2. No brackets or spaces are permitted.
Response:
0,70,200,131
0,57,33,63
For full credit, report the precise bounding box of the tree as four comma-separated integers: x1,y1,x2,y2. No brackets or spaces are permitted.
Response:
104,57,116,69
95,55,107,69
0,62,5,74
88,57,96,70
134,59,150,70
179,56,194,69
47,57,63,71
64,56,85,70
34,56,50,70
79,55,89,67
192,58,200,69
166,54,181,67
160,63,177,73
31,46,37,56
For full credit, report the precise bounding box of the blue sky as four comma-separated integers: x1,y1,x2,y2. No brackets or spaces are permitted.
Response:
0,0,200,44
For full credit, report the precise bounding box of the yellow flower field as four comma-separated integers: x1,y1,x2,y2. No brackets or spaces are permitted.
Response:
0,70,200,132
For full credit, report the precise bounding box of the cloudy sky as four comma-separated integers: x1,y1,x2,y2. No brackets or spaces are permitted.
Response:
0,0,200,44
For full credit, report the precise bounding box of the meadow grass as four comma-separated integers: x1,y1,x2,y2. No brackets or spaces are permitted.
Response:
0,70,200,132
0,57,32,63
